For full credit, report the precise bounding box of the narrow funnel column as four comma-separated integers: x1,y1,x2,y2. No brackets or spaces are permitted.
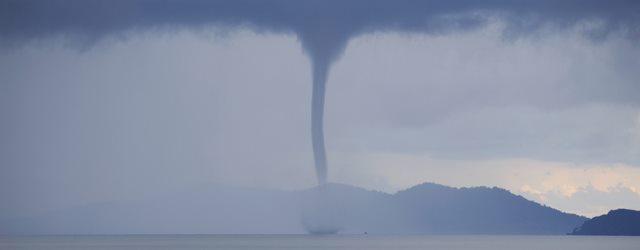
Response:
311,59,329,186
300,28,349,187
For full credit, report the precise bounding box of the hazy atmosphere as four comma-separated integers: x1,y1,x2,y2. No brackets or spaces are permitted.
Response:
1,1,640,234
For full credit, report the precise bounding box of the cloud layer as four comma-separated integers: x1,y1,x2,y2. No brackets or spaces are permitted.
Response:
2,1,640,218
3,0,640,185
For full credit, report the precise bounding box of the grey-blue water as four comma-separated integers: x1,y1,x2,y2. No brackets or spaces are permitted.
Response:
1,235,639,250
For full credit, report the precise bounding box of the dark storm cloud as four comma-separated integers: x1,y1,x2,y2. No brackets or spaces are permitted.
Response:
2,0,639,185
2,0,639,45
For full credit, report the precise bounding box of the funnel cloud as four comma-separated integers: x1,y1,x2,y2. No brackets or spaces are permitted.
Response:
311,59,329,185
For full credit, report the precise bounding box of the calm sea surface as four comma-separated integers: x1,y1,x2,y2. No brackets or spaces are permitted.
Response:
1,235,639,250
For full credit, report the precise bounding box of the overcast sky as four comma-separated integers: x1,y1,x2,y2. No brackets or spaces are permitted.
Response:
1,1,639,218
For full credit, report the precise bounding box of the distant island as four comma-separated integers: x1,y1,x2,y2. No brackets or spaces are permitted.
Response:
570,209,640,236
299,183,586,235
2,182,590,235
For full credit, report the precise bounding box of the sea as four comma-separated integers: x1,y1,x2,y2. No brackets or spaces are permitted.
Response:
1,235,639,250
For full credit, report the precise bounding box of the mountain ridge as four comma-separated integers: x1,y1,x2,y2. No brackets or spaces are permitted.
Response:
1,182,587,235
570,209,640,236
